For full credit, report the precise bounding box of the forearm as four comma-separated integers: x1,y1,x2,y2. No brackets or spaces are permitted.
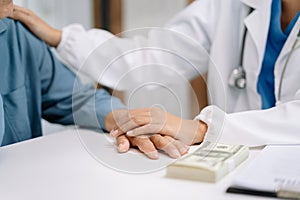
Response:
42,28,61,47
56,24,114,72
56,23,210,91
37,36,125,130
196,102,300,146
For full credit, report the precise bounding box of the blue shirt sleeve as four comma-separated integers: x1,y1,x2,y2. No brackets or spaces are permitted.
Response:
0,96,4,144
36,33,125,131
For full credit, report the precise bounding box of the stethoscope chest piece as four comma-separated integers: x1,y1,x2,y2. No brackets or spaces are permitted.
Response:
228,66,246,89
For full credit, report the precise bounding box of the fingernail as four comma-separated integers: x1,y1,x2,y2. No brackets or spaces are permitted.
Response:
147,151,159,160
110,129,119,137
171,150,181,158
181,145,190,153
126,130,134,136
180,147,188,154
118,143,127,153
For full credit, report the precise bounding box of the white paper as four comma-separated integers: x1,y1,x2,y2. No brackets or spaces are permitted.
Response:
231,145,300,192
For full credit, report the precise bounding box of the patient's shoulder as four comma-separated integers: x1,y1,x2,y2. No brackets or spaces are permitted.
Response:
1,18,43,43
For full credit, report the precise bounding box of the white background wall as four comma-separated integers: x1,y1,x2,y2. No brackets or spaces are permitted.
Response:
14,0,93,29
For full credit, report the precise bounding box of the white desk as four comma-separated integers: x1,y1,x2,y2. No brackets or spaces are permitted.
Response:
0,129,272,200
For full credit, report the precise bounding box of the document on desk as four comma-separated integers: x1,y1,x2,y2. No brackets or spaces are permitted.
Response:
227,145,300,199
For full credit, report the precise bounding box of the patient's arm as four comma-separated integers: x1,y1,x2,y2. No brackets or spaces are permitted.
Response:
10,5,62,47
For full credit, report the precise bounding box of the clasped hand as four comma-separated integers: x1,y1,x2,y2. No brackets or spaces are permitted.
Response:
105,107,207,160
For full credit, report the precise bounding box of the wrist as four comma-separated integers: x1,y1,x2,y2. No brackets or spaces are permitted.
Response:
163,113,181,138
47,28,62,47
193,120,207,144
163,113,207,145
104,111,115,132
179,119,207,145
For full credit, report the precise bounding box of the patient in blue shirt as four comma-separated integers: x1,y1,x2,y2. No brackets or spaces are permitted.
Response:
0,17,125,146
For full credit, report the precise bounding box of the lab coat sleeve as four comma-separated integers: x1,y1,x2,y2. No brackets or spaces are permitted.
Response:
55,0,218,90
40,46,125,131
195,97,300,146
56,24,114,72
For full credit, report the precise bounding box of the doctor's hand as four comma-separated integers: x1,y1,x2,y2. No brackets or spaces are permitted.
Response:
10,5,62,47
105,107,208,146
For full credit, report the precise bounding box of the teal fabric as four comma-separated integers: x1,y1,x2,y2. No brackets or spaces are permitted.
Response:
0,96,3,144
0,19,125,146
257,0,300,109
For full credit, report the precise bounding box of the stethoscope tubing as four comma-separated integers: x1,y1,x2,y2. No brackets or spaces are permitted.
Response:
233,7,300,102
277,36,300,101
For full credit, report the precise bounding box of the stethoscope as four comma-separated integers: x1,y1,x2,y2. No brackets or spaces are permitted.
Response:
228,11,300,94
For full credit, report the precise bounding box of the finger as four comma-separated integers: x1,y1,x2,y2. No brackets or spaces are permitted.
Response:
111,116,152,138
10,5,32,20
130,136,159,160
129,108,151,117
118,120,140,134
109,110,142,137
13,5,31,14
164,136,190,155
112,108,150,127
120,111,153,131
150,135,181,159
109,129,119,137
126,124,163,137
116,135,130,153
109,116,134,137
110,120,139,138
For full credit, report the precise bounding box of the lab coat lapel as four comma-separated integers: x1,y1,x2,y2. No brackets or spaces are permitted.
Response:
240,0,260,10
275,17,300,69
241,0,272,68
274,17,300,101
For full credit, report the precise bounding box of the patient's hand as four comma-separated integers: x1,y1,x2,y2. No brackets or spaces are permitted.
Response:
115,134,189,160
10,5,62,47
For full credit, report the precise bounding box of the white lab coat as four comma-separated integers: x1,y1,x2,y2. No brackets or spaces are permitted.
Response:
56,0,300,146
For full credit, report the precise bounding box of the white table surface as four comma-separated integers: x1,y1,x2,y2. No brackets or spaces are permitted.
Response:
0,129,273,200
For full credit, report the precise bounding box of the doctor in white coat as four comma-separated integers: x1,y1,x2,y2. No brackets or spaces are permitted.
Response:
12,0,300,150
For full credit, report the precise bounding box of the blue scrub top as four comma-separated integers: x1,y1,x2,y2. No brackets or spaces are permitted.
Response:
0,19,125,146
257,0,300,109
